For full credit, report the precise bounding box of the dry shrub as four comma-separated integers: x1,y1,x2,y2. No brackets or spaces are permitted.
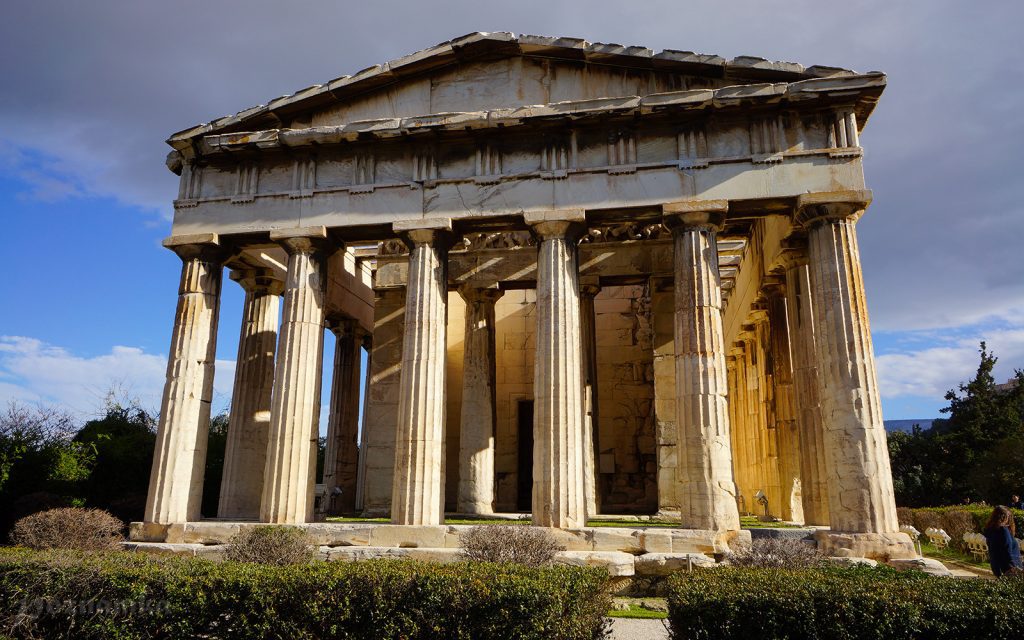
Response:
941,510,975,553
911,510,943,534
459,525,565,567
225,526,315,565
725,538,827,569
10,507,123,551
896,507,915,526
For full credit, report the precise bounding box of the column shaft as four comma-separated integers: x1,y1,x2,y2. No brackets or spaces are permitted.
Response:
260,231,330,524
322,320,363,516
580,281,600,519
530,216,587,529
218,271,281,519
456,287,502,514
145,239,223,524
767,291,804,523
803,200,898,534
391,225,450,525
668,204,740,532
785,259,830,525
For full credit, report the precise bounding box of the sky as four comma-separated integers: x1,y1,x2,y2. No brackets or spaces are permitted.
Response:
1,0,1022,425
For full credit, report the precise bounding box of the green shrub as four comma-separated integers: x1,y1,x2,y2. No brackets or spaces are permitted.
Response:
0,548,610,639
224,525,314,566
667,565,1024,640
10,507,123,551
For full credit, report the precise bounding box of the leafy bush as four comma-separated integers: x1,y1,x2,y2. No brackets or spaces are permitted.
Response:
10,508,123,551
0,548,609,639
668,565,1024,639
224,526,314,566
459,525,565,567
725,538,826,569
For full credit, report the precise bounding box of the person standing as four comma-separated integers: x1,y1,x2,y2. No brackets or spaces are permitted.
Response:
1009,495,1024,510
984,505,1023,577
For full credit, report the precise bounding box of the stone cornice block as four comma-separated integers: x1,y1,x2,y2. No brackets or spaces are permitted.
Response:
640,89,714,112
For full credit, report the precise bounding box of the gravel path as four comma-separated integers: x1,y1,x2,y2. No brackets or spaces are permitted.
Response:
607,617,671,639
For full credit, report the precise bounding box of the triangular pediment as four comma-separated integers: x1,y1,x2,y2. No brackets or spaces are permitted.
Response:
168,32,865,148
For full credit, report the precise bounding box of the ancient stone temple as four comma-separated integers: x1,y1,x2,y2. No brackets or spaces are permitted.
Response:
132,32,915,561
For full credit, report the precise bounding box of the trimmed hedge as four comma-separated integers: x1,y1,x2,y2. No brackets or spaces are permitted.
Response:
0,548,610,639
898,504,1024,552
667,566,1024,640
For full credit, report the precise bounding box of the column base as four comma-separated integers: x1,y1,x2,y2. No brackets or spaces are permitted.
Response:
813,530,917,561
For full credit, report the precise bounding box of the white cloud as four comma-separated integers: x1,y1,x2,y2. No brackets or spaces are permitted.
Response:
875,326,1024,401
0,336,235,419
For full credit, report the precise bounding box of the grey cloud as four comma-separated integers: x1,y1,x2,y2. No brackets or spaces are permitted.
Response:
2,0,1021,330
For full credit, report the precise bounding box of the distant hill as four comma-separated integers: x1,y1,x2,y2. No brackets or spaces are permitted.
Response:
884,419,935,433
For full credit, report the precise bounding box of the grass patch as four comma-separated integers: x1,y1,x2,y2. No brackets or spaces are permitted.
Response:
920,540,988,569
739,516,804,529
608,605,668,619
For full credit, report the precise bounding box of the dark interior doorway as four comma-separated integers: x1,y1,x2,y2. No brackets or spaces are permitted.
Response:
516,400,534,512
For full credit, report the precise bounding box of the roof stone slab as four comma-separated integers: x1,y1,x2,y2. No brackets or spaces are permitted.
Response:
181,72,884,164
167,31,868,151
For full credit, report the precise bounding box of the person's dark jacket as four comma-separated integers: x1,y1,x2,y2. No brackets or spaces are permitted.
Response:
984,525,1023,577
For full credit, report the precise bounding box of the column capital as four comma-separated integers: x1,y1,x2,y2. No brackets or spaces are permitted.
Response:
456,284,504,305
662,199,728,231
579,275,601,298
393,218,455,250
230,268,285,296
163,233,228,262
777,236,811,270
270,226,335,255
524,209,586,241
794,190,872,228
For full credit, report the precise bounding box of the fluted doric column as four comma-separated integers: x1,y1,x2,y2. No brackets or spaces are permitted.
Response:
456,286,503,514
796,191,899,535
580,277,601,519
782,247,830,526
260,227,332,524
145,234,225,524
391,219,453,525
664,201,740,532
217,269,283,519
321,318,364,516
527,210,587,529
766,286,804,524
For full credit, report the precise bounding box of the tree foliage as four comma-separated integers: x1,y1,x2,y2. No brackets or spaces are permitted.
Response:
889,343,1024,506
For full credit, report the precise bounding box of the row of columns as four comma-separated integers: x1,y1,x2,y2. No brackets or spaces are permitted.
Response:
147,190,899,539
145,228,365,525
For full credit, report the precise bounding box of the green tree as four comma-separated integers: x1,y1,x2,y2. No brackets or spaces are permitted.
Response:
0,402,90,539
889,343,1024,506
73,397,157,524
